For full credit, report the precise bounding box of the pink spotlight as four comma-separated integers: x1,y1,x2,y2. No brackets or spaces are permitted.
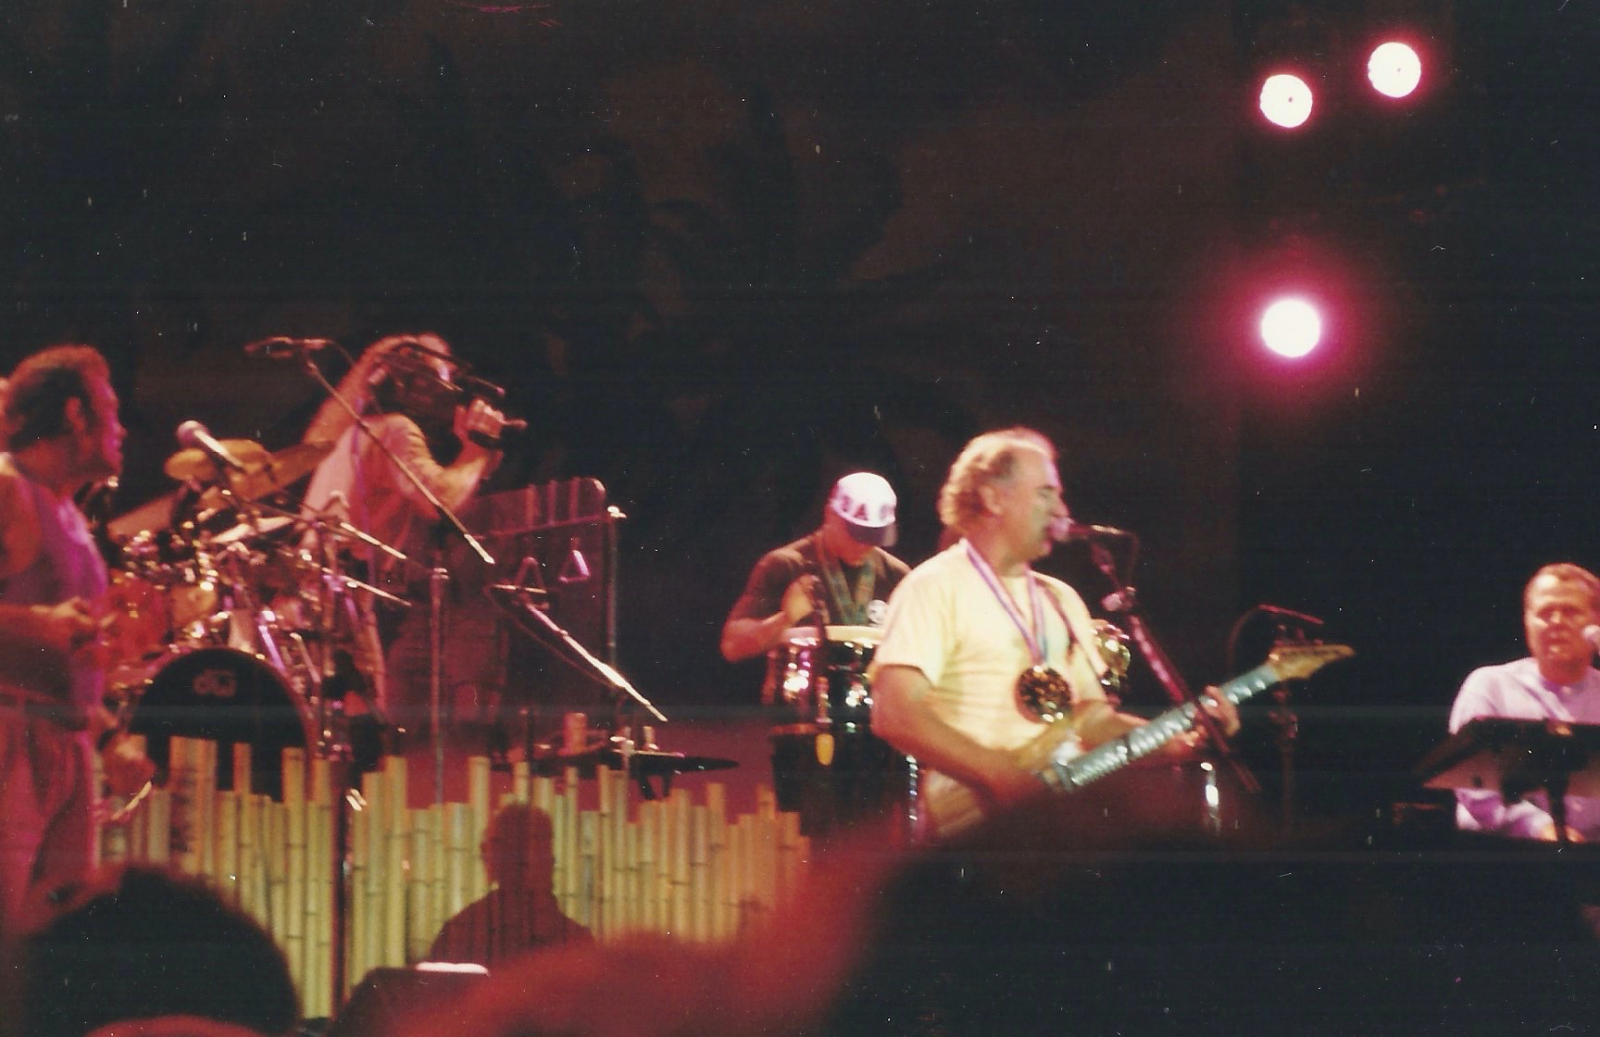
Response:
1367,41,1422,98
1259,73,1314,129
1260,298,1322,358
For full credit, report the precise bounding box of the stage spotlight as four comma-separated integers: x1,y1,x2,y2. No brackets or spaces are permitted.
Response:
1367,41,1422,99
1260,297,1322,359
1259,73,1314,129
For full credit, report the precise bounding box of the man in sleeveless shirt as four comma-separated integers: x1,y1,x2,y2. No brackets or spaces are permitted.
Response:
0,345,149,931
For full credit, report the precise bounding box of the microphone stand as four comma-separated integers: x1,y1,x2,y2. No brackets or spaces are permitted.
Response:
488,584,668,725
1087,539,1260,798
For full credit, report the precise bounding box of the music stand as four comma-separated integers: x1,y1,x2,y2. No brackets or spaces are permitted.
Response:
1416,718,1600,845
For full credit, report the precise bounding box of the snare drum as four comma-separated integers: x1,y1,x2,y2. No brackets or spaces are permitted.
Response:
127,647,314,800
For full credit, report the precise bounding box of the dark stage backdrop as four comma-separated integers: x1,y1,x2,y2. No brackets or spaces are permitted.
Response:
2,2,1596,824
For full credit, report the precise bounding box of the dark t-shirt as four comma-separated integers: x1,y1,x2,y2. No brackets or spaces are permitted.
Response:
726,532,909,631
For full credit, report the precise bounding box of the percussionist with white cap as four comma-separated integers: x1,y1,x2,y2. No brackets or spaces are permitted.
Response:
722,472,912,836
721,472,910,669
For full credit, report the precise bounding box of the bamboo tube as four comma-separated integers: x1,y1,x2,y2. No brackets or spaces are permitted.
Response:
232,743,252,801
215,788,240,905
512,759,530,803
236,792,263,923
148,786,172,863
637,798,659,931
305,755,333,1003
444,802,471,918
125,795,146,863
666,788,691,936
283,749,309,986
195,739,217,879
468,755,490,902
578,810,599,930
408,816,433,962
425,803,447,952
347,785,369,987
307,799,332,1020
382,772,408,968
107,734,835,986
167,737,198,873
688,803,711,942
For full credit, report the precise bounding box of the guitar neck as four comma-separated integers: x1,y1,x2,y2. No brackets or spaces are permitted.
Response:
1046,660,1285,792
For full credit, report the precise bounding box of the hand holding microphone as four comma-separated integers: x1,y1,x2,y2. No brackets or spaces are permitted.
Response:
456,396,527,450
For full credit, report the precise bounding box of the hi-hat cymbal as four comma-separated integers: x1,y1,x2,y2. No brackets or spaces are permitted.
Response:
163,441,270,484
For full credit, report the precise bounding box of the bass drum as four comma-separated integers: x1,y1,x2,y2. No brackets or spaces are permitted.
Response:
128,648,313,801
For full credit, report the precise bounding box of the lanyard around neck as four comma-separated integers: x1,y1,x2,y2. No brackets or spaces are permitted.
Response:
963,538,1047,664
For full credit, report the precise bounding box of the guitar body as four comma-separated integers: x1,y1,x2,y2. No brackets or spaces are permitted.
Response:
916,643,1353,843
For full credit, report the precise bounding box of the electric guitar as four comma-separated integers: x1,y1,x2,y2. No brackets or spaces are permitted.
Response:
919,642,1353,841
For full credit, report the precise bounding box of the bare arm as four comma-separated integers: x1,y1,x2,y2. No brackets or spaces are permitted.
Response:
871,663,1043,811
720,575,818,662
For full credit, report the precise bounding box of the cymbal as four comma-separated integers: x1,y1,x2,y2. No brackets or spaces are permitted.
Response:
266,440,335,488
163,440,270,484
165,440,334,503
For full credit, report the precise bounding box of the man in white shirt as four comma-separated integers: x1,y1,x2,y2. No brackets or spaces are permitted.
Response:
1448,562,1600,841
870,427,1236,837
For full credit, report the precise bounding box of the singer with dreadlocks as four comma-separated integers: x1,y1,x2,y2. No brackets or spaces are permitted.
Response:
300,333,512,749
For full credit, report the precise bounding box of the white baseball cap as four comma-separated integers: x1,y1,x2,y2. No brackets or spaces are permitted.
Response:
828,472,898,547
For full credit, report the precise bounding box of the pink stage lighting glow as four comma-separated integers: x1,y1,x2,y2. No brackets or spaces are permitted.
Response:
1367,41,1422,98
1259,73,1314,129
1260,298,1322,358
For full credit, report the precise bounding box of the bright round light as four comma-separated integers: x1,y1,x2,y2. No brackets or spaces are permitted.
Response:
1260,298,1322,358
1259,73,1314,129
1367,41,1422,98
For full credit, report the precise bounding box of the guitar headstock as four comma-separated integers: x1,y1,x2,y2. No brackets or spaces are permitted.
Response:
1264,642,1354,682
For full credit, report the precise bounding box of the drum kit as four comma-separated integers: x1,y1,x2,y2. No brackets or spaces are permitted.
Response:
103,433,401,798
